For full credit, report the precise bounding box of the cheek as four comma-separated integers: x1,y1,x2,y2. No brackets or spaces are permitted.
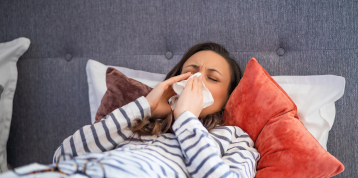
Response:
201,84,228,116
209,85,228,107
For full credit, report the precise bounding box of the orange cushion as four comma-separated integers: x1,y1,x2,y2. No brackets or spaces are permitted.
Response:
222,58,344,177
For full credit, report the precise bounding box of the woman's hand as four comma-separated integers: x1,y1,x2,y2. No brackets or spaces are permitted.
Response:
173,75,204,120
145,72,192,119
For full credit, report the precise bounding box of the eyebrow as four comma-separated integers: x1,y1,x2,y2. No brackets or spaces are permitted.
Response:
184,64,222,76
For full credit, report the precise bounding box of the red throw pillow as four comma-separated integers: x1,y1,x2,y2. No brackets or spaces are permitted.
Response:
94,67,153,123
222,58,344,177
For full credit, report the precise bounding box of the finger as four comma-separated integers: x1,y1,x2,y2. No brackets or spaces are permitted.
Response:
164,86,176,100
184,77,194,91
163,72,192,87
192,76,199,91
197,76,203,93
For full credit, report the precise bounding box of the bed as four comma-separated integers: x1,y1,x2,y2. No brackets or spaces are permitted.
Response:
0,0,357,177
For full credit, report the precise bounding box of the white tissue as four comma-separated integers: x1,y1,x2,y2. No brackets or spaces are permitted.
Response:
169,72,214,110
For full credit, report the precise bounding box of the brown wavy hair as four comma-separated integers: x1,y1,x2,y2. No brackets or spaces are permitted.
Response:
129,42,242,139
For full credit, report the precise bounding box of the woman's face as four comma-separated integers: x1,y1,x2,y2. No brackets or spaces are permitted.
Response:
180,50,231,118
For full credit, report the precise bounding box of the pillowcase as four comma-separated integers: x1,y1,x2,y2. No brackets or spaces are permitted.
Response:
85,59,344,151
272,75,345,150
222,58,344,177
94,67,153,123
0,37,30,173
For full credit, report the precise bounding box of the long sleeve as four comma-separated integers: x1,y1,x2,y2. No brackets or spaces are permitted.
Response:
173,110,259,178
53,96,151,163
221,127,260,178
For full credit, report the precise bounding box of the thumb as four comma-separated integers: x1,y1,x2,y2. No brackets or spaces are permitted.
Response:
164,86,176,100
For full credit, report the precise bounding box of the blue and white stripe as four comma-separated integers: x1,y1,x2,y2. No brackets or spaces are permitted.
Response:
52,96,259,178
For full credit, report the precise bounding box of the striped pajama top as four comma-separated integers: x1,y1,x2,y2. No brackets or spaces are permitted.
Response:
53,96,260,178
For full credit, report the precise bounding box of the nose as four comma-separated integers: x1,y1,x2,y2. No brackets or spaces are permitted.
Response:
197,70,208,86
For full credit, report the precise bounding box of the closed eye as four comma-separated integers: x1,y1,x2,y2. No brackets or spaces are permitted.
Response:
184,70,218,82
209,77,218,82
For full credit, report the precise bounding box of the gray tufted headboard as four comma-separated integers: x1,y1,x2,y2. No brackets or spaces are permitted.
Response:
0,85,3,99
1,0,357,177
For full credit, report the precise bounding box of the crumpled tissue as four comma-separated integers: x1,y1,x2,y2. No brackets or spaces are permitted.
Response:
169,72,214,110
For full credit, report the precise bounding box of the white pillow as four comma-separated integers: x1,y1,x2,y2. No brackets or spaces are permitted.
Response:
272,75,345,150
86,59,345,150
0,37,30,173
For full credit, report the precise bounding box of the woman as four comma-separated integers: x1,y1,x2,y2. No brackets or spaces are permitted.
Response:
53,42,260,178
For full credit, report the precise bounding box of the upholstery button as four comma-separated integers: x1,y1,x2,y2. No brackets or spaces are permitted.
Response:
165,51,173,60
276,48,285,56
65,53,72,61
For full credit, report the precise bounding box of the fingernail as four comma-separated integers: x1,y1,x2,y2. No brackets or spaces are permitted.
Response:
199,75,202,80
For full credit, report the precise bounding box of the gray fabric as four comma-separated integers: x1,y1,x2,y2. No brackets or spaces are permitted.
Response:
0,85,3,99
0,0,357,177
